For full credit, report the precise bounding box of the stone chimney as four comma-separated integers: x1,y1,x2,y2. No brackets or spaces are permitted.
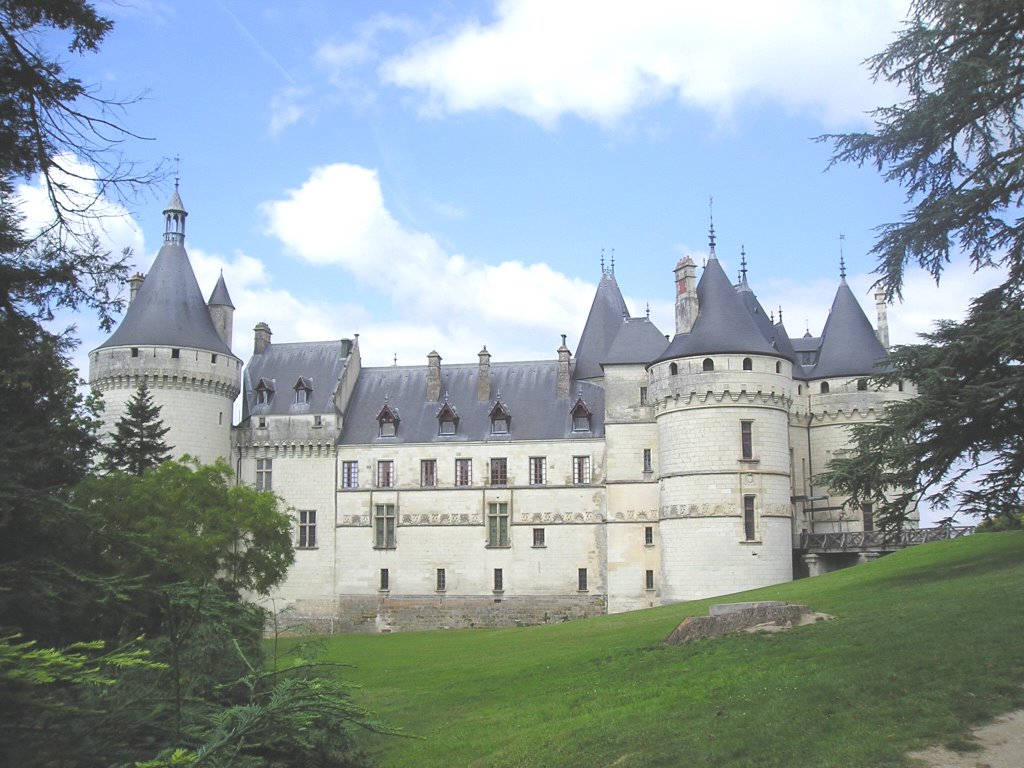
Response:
557,335,571,398
874,287,890,351
253,322,272,355
427,350,442,401
128,273,145,306
674,256,698,335
477,346,491,401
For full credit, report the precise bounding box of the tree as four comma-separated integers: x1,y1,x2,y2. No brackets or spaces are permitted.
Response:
819,0,1024,527
98,380,172,474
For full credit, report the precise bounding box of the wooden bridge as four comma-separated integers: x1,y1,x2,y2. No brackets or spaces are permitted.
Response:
797,525,976,554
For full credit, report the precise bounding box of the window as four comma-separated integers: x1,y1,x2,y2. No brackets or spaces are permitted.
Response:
644,526,654,546
703,357,714,371
436,568,446,592
898,380,905,392
493,568,503,592
256,458,272,491
294,377,312,404
420,459,437,487
374,503,396,548
377,402,399,437
171,348,180,359
256,379,274,405
857,377,868,391
742,357,753,371
533,528,546,547
377,460,394,488
379,568,389,591
862,503,874,532
578,568,588,592
741,420,753,460
131,347,139,358
490,457,508,486
218,411,223,426
257,416,266,429
571,395,592,432
820,381,830,394
295,388,307,404
573,455,591,485
743,495,756,541
342,461,359,488
490,400,510,434
298,509,316,548
313,414,322,427
798,384,803,395
212,354,217,364
669,362,678,375
455,458,472,486
643,448,653,473
487,502,509,547
639,386,648,405
645,569,655,590
775,361,782,373
529,456,547,485
437,401,458,436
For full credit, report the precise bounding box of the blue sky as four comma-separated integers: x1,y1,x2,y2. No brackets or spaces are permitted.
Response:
25,1,1004,388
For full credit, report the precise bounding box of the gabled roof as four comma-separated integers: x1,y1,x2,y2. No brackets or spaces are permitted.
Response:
602,316,669,366
574,272,630,379
241,339,353,420
655,256,783,362
808,280,890,378
340,361,605,444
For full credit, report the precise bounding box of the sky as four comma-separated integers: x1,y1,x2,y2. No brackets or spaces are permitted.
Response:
19,0,1009,522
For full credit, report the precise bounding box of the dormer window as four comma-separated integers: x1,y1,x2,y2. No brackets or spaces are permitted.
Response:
255,378,275,405
377,402,399,437
571,393,592,433
293,377,313,405
437,401,459,436
489,399,510,435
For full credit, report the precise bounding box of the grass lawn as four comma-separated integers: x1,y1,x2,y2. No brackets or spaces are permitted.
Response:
300,531,1024,767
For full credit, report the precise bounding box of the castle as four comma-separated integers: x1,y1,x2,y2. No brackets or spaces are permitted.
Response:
89,188,916,632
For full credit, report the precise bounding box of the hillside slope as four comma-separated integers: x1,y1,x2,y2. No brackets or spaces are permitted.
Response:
312,532,1024,767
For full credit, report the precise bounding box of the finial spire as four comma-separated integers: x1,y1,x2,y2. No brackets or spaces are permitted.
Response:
778,305,783,324
708,196,716,257
600,248,605,274
645,302,650,320
610,248,615,275
739,244,748,283
839,233,847,280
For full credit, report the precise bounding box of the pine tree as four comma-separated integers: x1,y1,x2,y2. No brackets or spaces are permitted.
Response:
99,381,172,475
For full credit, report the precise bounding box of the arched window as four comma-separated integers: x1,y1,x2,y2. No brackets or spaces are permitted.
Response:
798,384,803,395
820,381,830,394
703,358,714,372
742,357,752,371
775,361,782,373
669,362,678,376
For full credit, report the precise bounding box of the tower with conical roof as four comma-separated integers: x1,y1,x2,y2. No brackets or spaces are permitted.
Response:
648,221,796,600
88,185,242,466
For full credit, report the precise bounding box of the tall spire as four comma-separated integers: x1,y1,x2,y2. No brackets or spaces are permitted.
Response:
839,233,847,281
163,179,187,245
739,245,748,284
708,196,717,258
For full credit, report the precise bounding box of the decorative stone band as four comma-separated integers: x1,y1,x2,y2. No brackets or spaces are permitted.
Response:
790,406,883,424
660,502,793,519
235,442,336,457
92,371,240,400
651,388,791,412
338,509,607,526
608,509,660,522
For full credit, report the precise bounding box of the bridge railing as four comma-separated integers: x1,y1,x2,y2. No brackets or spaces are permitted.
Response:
797,525,976,553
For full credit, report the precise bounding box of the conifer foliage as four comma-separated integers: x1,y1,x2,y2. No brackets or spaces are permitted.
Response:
98,381,173,474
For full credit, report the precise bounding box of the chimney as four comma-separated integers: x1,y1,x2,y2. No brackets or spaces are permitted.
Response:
253,322,272,355
477,346,491,401
874,287,890,351
128,273,145,306
674,256,698,334
427,350,442,401
557,335,571,397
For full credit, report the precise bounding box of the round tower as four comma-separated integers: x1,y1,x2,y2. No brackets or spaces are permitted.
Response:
89,185,242,466
649,237,794,601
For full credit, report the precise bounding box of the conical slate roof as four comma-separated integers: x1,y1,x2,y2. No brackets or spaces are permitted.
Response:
736,275,795,362
208,271,234,308
810,279,889,378
98,191,233,356
655,256,783,362
574,271,630,379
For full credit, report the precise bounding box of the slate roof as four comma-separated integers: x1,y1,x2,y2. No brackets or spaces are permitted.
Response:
339,361,605,445
98,190,233,356
655,255,784,362
208,272,234,308
736,276,796,363
603,316,669,365
574,272,630,379
808,279,891,378
242,339,353,420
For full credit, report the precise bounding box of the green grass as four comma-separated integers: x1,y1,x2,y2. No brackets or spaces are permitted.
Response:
302,532,1024,767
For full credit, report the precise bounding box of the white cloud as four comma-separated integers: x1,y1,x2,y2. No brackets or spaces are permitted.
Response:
261,162,594,366
379,0,907,128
